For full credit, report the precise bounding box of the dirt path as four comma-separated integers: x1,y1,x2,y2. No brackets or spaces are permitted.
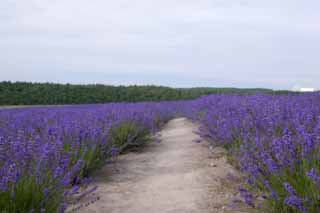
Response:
77,118,253,213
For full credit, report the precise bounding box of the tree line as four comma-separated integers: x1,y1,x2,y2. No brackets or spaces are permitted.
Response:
0,81,292,105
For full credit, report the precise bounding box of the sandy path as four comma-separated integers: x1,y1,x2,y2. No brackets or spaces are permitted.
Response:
77,118,253,213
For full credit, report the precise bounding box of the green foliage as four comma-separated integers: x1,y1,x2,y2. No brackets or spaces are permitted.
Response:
0,81,283,106
66,141,109,178
0,173,63,212
80,144,109,177
109,121,151,152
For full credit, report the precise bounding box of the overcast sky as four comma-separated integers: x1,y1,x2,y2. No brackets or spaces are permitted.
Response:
1,0,319,89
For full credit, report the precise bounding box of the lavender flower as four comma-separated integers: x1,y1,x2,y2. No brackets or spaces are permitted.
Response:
284,182,297,195
306,168,320,186
239,187,255,207
285,195,306,212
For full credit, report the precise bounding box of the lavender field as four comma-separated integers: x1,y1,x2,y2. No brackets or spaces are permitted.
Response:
190,93,320,212
0,101,185,212
1,93,320,212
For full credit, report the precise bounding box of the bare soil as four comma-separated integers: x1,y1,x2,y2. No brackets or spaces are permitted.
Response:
76,118,255,213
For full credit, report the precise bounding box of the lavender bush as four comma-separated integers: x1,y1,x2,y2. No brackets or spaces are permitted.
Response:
0,101,184,212
191,93,320,212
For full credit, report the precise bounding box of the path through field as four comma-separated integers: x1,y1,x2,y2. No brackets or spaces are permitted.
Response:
78,118,253,213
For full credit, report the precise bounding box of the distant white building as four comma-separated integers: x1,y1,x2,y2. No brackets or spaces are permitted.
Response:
300,88,315,92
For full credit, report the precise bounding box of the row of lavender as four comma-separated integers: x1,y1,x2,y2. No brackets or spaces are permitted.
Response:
0,101,186,212
190,93,320,212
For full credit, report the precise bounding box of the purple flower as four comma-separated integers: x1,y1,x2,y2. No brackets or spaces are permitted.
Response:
284,182,296,195
264,180,278,200
43,188,50,198
306,168,320,186
239,187,255,207
285,195,306,212
265,158,279,173
54,167,64,179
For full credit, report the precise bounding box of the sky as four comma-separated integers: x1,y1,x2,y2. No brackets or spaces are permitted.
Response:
1,0,320,89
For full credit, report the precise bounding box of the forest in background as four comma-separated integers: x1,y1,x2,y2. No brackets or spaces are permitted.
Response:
0,81,293,105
